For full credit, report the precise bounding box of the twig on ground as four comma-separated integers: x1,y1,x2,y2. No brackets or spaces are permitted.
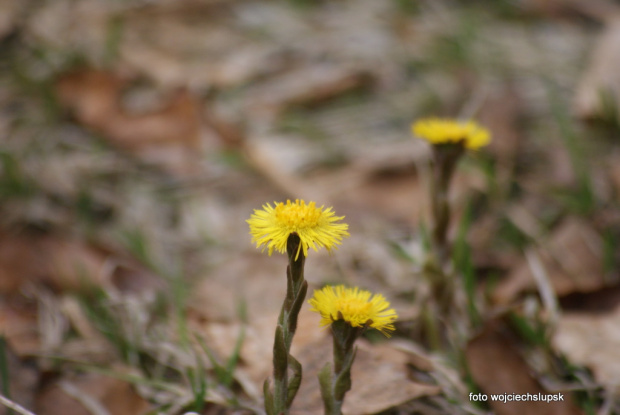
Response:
0,394,37,415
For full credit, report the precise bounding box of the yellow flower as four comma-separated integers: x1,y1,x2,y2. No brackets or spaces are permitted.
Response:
247,199,349,259
309,285,398,337
412,117,491,149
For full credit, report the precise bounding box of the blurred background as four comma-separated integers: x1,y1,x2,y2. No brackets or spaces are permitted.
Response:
1,0,620,414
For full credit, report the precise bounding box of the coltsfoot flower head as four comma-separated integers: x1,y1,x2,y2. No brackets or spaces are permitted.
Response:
247,199,349,259
309,285,398,337
412,117,491,149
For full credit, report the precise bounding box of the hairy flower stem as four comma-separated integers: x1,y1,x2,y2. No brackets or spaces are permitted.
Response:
265,234,307,415
427,144,465,317
430,143,464,265
319,320,360,415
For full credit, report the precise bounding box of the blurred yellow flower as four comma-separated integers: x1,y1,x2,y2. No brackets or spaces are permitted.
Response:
412,118,491,149
309,285,398,337
247,199,349,259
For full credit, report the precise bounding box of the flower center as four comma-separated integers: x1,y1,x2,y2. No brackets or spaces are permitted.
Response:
335,298,372,321
274,200,322,228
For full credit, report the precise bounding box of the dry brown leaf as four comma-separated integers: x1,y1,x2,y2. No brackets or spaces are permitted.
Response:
199,310,328,393
574,17,620,120
35,373,151,415
190,251,352,392
55,69,125,128
334,164,426,227
292,316,440,415
342,341,440,415
305,141,480,228
188,253,288,323
466,321,582,415
189,254,293,394
0,234,105,293
0,233,160,296
199,305,438,414
494,218,604,304
553,304,620,391
0,233,160,358
56,68,204,177
0,234,47,295
202,313,277,392
245,64,372,119
0,298,39,356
